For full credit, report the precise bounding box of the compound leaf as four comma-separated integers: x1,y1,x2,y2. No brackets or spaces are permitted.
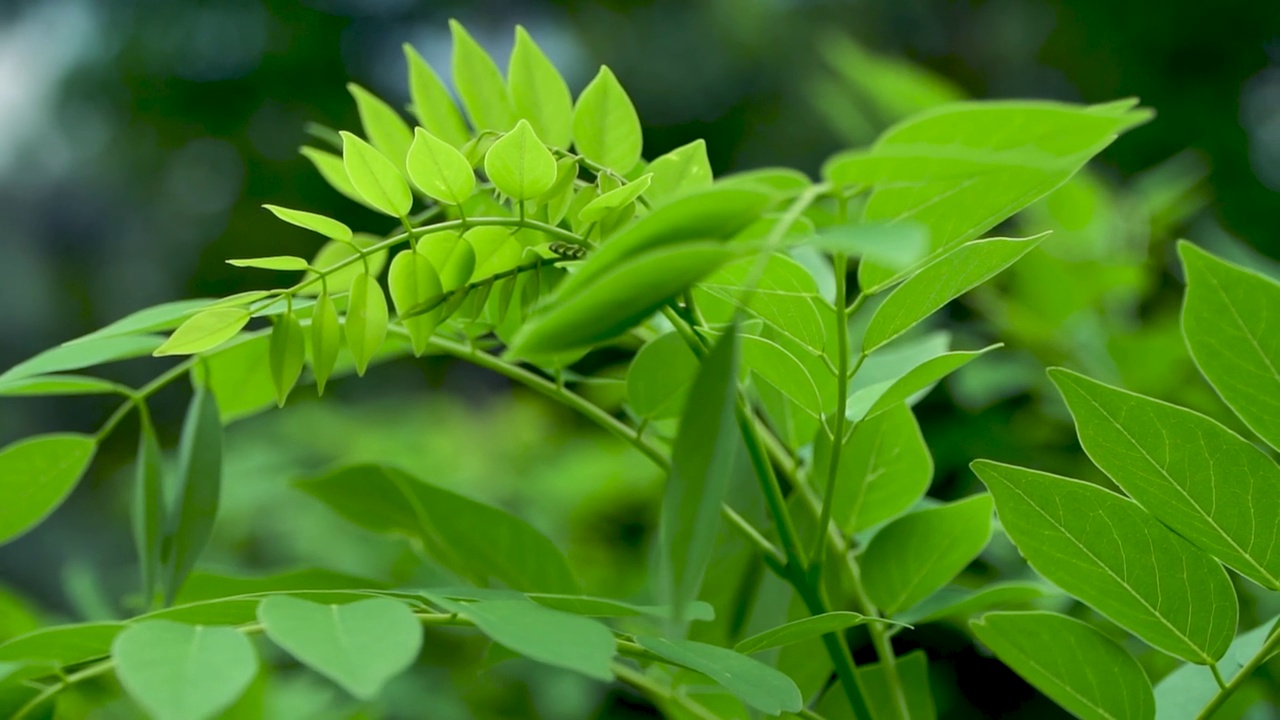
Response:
348,83,414,168
404,44,470,148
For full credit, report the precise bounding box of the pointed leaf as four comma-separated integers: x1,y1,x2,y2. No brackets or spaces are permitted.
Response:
847,346,997,422
579,174,653,223
627,331,700,420
1154,614,1280,720
573,66,643,172
226,256,309,272
0,434,96,546
112,621,257,720
340,131,412,217
694,254,830,353
804,222,929,272
508,26,572,148
896,581,1052,626
268,312,305,407
636,636,803,715
0,375,125,397
484,119,557,201
404,44,470,148
310,292,341,396
301,236,389,297
646,139,712,204
154,309,251,357
450,20,515,133
262,206,352,242
164,385,223,604
344,273,388,377
300,146,377,211
1,335,162,384
134,413,166,601
735,612,894,655
406,127,476,205
348,83,413,168
741,334,823,419
388,250,444,355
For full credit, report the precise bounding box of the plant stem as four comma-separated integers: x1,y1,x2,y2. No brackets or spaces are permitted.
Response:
1196,627,1280,719
612,663,721,720
809,255,850,567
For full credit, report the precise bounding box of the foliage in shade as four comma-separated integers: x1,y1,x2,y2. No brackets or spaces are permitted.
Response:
112,621,258,720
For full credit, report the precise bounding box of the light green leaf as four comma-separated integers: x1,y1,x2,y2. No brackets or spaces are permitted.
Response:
417,229,477,292
839,649,935,720
735,612,893,654
1050,368,1280,590
645,139,713,204
1154,614,1280,720
310,292,341,396
862,495,993,615
573,66,643,172
300,146,378,211
344,273,388,376
896,581,1052,626
340,131,412,217
847,346,996,422
636,636,803,715
429,595,614,680
1,335,162,383
1179,241,1280,452
226,256,310,272
508,26,573,148
406,127,476,205
716,167,811,196
627,332,699,420
163,384,223,604
694,254,830,353
579,174,653,223
301,235,389,297
850,330,950,390
484,119,557,201
297,464,580,593
0,622,123,666
465,226,525,281
191,336,276,423
258,596,422,700
268,312,305,407
174,569,383,604
811,403,932,534
388,249,444,355
542,156,580,224
450,20,515,133
863,234,1047,350
0,434,96,546
262,206,352,242
741,334,823,418
154,309,252,357
113,621,257,720
133,412,165,602
348,83,413,168
971,611,1155,720
525,594,714,622
971,461,1237,664
805,222,929,272
0,375,125,397
404,44,470,148
659,326,749,630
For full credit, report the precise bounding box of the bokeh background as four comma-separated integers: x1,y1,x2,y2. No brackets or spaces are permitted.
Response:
1,0,1279,718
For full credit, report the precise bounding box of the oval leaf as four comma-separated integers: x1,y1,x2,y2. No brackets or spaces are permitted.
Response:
262,206,352,242
485,119,557,201
0,434,96,546
407,127,476,205
268,312,305,407
508,26,573,148
627,332,699,420
636,636,803,715
340,131,412,217
310,292,341,396
113,621,257,720
388,249,444,355
154,309,251,357
573,66,642,172
345,273,389,377
645,139,712,204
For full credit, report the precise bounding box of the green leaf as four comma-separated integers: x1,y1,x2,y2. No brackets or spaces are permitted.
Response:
847,346,996,422
573,66,643,172
1179,241,1280,452
404,44,470,148
0,434,96,546
841,649,935,720
301,235,389,297
297,464,579,593
863,234,1047,349
1154,614,1280,720
636,636,803,715
113,621,258,720
508,26,573,148
659,326,749,629
450,19,515,133
694,254,830,353
627,332,700,420
971,611,1155,720
175,569,384,604
578,174,653,222
163,384,223,604
895,581,1052,626
861,495,993,615
645,139,713,204
1050,368,1280,590
192,336,275,424
268,312,305,407
0,375,125,398
823,100,1151,289
310,292,341,396
484,119,558,201
154,309,251,357
804,222,929,272
1,335,162,384
971,461,1237,664
741,334,823,418
735,612,893,654
133,413,166,602
507,242,742,361
340,131,412,217
344,273,389,377
427,595,614,681
388,249,444,356
258,596,422,700
226,256,309,272
406,127,476,206
262,206,353,242
300,146,378,211
348,83,413,168
0,622,123,666
812,403,932,534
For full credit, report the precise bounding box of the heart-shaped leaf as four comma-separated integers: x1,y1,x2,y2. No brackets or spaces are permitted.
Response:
113,621,257,720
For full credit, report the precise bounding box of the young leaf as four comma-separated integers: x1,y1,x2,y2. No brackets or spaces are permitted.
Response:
154,308,251,357
543,156,580,224
741,334,823,418
627,332,700,420
896,581,1051,626
268,312,306,407
163,384,223,604
635,636,803,715
645,139,712,204
659,325,748,629
226,256,309,272
112,621,258,720
693,254,830,353
484,119,557,201
339,131,412,218
971,611,1156,720
0,374,125,398
302,236,390,297
418,229,477,291
1050,368,1280,590
406,127,476,205
348,83,413,168
300,146,377,211
403,43,470,148
735,612,892,654
262,205,353,243
847,346,997,422
861,495,994,615
450,19,515,133
257,596,422,700
388,249,444,355
0,434,97,546
133,412,166,602
862,234,1048,350
297,464,579,593
344,273,389,377
573,66,643,172
971,461,1237,664
578,173,653,222
310,292,341,396
1179,241,1280,452
508,26,573,148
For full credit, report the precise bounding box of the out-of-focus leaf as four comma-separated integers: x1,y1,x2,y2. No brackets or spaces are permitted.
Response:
627,332,699,420
0,375,125,397
735,612,895,654
579,174,652,222
133,412,166,602
804,222,929,272
895,581,1051,626
0,623,123,666
1,336,162,383
0,434,97,546
113,621,258,720
163,384,223,604
636,636,803,715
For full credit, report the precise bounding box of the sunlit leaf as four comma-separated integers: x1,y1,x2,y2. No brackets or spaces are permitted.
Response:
404,43,470,148
154,309,251,357
579,174,652,222
406,127,476,205
484,119,558,201
418,229,476,292
573,66,643,172
226,256,310,272
262,205,353,243
113,621,258,720
508,26,573,148
344,273,388,376
646,139,713,204
0,434,97,546
340,131,412,217
450,19,515,133
301,235,389,297
348,83,413,168
0,622,122,666
310,292,341,396
268,312,306,407
388,249,444,355
300,146,377,211
0,375,125,398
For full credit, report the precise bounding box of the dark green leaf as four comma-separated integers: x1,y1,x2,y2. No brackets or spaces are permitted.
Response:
163,384,223,604
113,621,258,720
636,636,803,715
0,434,96,546
573,66,643,172
842,649,935,720
508,26,573,148
735,612,894,654
895,581,1052,626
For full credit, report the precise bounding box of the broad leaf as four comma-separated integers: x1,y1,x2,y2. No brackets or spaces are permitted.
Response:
113,621,257,720
847,346,996,422
579,174,653,223
735,612,891,654
388,250,444,356
484,119,557,201
134,413,166,601
406,127,476,205
344,273,388,376
268,312,305,406
301,235,389,297
1154,614,1280,720
1051,368,1280,590
300,146,377,211
508,26,573,148
895,581,1051,626
61,299,214,345
627,332,699,420
805,222,929,272
154,308,251,357
262,205,352,242
971,611,1155,720
310,292,341,395
1179,242,1280,452
694,254,831,353
348,83,413,168
972,461,1237,664
340,131,412,217
164,384,223,604
573,66,643,172
646,139,712,204
258,596,422,700
404,44,470,148
741,334,823,419
450,20,515,133
418,229,476,291
636,636,803,715
0,434,96,546
862,495,994,615
227,255,309,271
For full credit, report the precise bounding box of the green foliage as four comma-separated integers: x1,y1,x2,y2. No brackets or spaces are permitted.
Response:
113,621,258,720
0,434,96,544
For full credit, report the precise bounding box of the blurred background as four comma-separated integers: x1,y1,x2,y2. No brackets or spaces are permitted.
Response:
1,0,1279,718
